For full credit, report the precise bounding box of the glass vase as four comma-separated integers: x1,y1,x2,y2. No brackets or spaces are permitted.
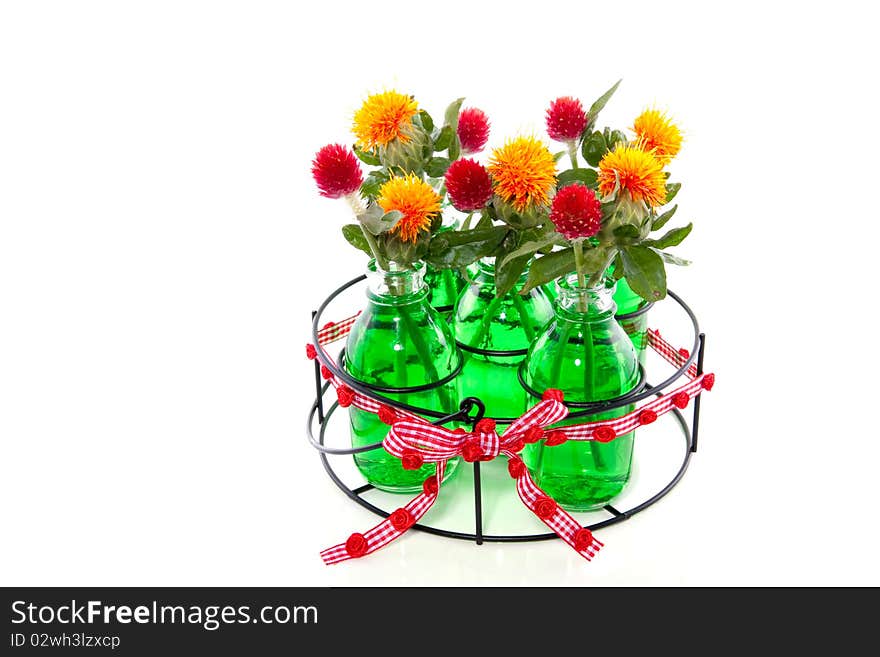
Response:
521,274,640,510
451,259,553,430
344,261,462,492
424,220,464,315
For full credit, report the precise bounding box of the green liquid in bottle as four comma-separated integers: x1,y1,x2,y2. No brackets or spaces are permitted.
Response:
522,275,639,510
345,261,462,492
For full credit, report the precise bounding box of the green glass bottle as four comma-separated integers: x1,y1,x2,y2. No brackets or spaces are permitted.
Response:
345,261,462,492
522,274,639,510
612,274,650,364
452,259,553,428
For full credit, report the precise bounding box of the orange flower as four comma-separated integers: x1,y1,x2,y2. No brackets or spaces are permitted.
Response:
597,144,666,207
377,174,441,243
487,136,556,212
352,91,419,150
632,109,682,165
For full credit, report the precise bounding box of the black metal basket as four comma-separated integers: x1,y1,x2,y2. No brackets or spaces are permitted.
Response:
307,274,706,545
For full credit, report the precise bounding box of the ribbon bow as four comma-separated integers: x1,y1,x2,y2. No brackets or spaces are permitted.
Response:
320,390,604,565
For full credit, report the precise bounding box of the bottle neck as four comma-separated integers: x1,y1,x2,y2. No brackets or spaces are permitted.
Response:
477,257,531,284
554,273,617,322
366,259,428,302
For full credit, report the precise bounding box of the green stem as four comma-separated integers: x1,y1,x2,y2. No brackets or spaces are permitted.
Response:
586,248,618,289
548,320,573,393
360,226,389,271
580,315,605,470
510,291,536,342
441,269,457,306
567,141,578,169
474,296,504,351
572,240,588,313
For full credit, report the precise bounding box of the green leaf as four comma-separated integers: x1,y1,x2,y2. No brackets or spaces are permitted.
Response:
557,167,598,189
357,203,402,235
359,170,390,200
586,79,621,126
613,224,641,241
433,125,453,151
553,150,567,163
651,248,692,266
620,245,667,302
341,224,373,257
417,110,434,133
425,157,452,178
443,97,465,131
665,182,681,203
496,230,565,271
381,231,428,269
424,226,508,269
611,253,625,280
522,248,576,294
651,204,677,231
645,222,692,249
603,127,626,150
581,131,607,167
352,144,381,166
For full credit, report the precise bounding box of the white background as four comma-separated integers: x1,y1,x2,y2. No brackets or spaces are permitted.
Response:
2,0,878,586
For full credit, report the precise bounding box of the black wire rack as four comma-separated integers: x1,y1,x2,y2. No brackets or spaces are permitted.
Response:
307,274,706,545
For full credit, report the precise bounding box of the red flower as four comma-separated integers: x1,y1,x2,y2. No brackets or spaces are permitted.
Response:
524,426,544,443
594,425,616,443
401,450,424,471
422,476,439,496
701,373,715,391
378,405,397,425
320,365,333,381
444,158,492,212
389,508,414,531
345,532,368,558
544,430,568,447
507,457,526,479
542,389,564,402
550,184,602,240
336,385,355,407
672,392,690,409
457,107,490,154
546,96,587,142
305,344,317,360
462,439,482,463
311,144,364,199
639,409,658,425
475,418,497,435
573,528,594,552
534,496,557,519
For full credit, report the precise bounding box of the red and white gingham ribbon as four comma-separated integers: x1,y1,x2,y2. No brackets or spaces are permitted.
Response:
320,393,604,565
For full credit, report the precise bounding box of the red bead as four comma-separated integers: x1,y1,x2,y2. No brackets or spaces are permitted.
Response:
533,496,557,520
475,418,497,435
573,528,594,552
672,392,689,409
389,508,414,531
542,389,564,402
701,373,715,391
507,438,525,453
336,385,355,408
378,405,397,425
678,348,690,359
401,451,424,471
422,476,439,496
507,458,525,479
345,532,368,558
594,425,616,443
524,426,544,443
461,440,482,463
320,365,333,381
452,428,467,435
544,430,568,447
305,344,317,360
639,409,658,425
